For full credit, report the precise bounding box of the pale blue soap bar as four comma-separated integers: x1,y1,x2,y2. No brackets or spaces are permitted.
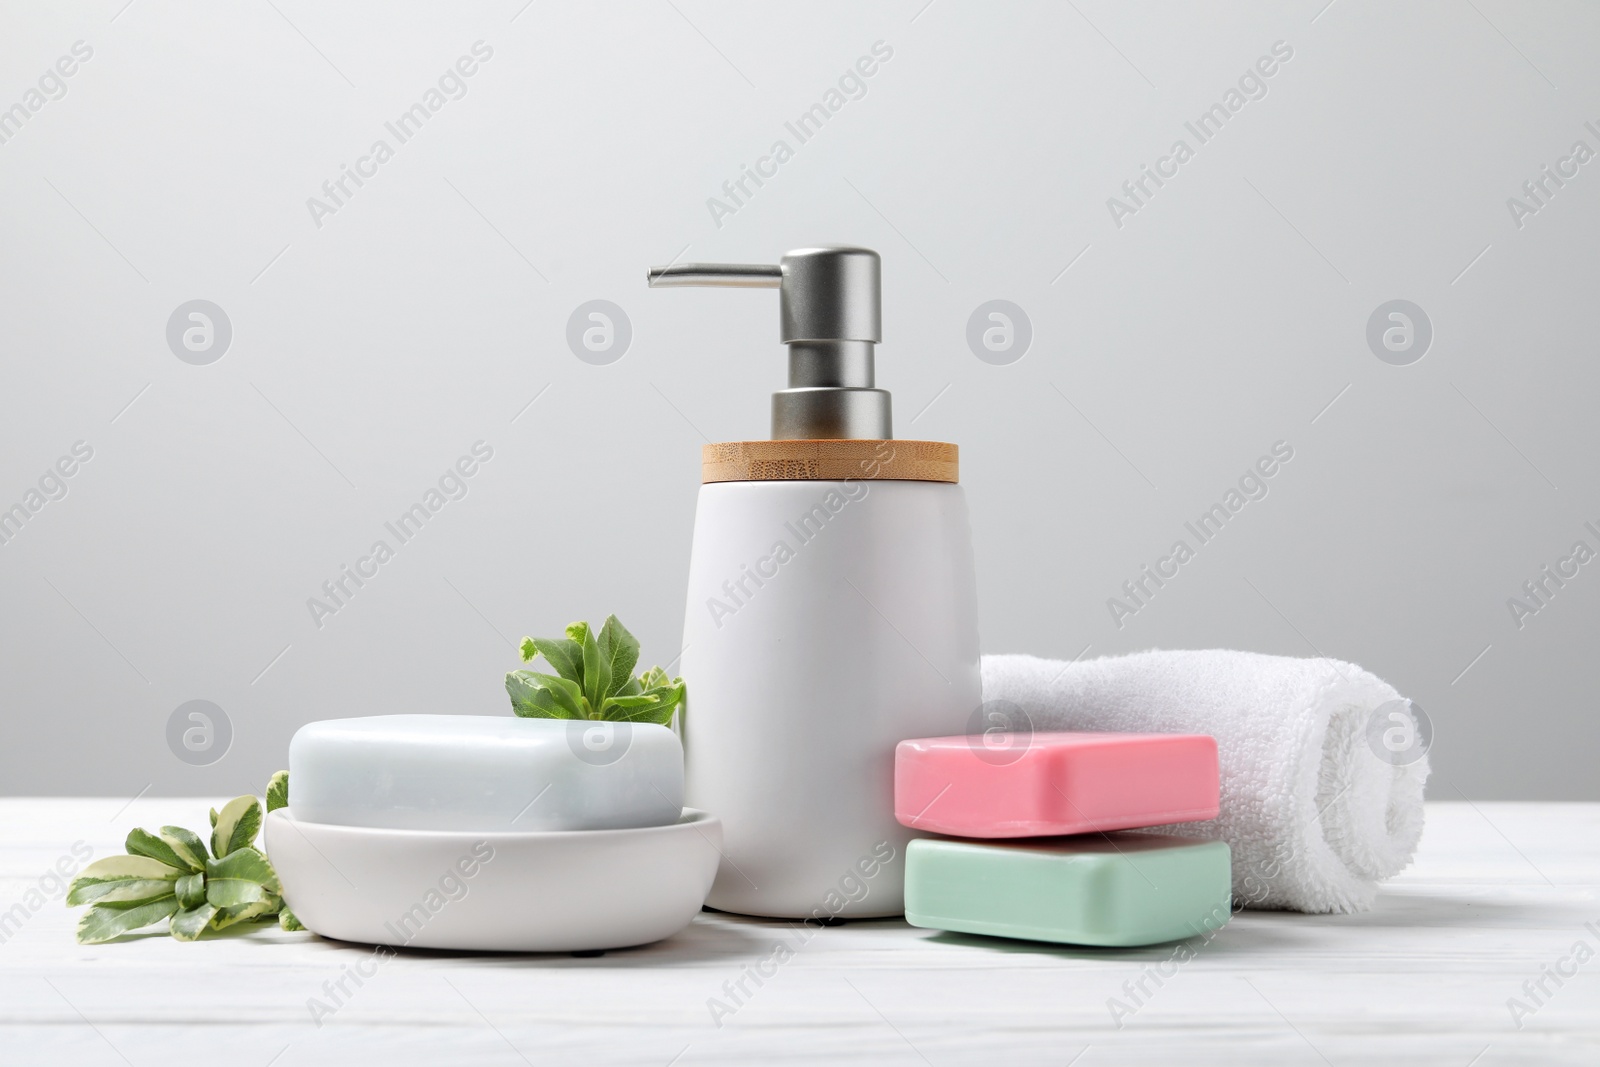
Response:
905,834,1232,947
289,715,683,832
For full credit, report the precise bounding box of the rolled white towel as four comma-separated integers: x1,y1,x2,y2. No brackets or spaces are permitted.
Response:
981,650,1430,913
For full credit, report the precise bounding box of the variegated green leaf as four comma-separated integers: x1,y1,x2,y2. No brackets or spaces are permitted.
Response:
207,846,279,889
66,855,181,906
159,825,209,871
75,897,179,944
204,848,279,908
71,854,182,884
169,903,217,941
211,895,278,931
175,872,206,909
67,879,176,907
210,795,262,858
209,807,219,827
205,879,265,909
266,771,289,813
125,827,191,872
278,906,305,932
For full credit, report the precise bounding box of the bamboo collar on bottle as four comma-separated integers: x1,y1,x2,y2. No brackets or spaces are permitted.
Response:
700,440,957,484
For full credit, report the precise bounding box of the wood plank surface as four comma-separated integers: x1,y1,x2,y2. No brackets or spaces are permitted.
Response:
1,800,1595,1065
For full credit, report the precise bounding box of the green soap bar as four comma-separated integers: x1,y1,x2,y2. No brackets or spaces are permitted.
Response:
905,833,1232,947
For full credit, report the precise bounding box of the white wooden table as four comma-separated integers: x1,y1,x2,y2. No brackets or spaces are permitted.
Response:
1,800,1595,1065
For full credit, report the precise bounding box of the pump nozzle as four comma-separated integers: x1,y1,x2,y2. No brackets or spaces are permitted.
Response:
647,263,782,288
645,246,891,440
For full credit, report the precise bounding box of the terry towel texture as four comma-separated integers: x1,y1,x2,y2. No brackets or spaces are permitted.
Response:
981,650,1429,913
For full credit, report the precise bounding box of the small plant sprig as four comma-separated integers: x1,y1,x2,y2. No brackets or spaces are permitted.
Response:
68,771,304,944
506,615,685,725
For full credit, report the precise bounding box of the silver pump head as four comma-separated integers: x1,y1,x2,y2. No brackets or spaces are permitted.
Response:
646,246,891,440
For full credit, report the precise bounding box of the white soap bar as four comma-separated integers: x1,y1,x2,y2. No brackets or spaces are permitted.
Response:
288,715,683,832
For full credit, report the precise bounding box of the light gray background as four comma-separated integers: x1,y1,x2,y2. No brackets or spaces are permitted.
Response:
2,1,1595,798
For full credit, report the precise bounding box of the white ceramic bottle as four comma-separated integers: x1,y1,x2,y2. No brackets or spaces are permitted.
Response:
649,247,981,918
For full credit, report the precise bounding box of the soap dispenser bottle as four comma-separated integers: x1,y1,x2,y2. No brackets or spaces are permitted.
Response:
648,246,980,918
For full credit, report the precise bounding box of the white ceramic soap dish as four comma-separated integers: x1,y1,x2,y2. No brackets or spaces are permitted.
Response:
264,807,721,952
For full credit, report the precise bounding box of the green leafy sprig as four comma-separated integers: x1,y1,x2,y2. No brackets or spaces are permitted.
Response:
506,615,685,726
68,771,304,943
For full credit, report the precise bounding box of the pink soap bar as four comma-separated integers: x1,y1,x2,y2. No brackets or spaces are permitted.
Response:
895,732,1219,838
